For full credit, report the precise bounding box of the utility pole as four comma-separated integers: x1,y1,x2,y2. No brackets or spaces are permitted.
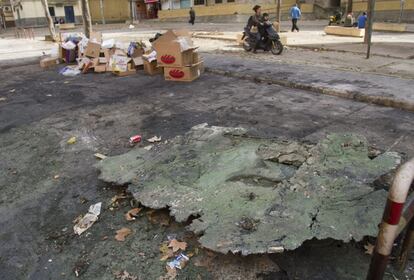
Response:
276,0,281,32
99,0,105,24
365,0,376,58
40,0,56,40
80,0,92,38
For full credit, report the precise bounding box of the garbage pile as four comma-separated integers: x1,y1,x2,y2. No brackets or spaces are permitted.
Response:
39,30,203,82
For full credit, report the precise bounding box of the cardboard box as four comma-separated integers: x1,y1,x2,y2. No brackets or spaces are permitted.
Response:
152,30,198,67
143,60,163,75
110,55,131,72
94,64,107,73
131,47,144,58
40,57,59,68
164,61,203,82
114,63,136,76
98,57,107,64
90,58,99,68
85,42,101,58
60,46,77,63
132,56,144,67
114,49,128,57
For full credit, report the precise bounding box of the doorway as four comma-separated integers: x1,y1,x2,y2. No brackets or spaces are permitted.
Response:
64,6,75,23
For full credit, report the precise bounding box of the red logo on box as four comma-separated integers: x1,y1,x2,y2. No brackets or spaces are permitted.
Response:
161,55,176,64
169,69,185,79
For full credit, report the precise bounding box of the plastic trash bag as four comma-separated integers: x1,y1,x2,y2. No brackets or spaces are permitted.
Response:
61,40,77,50
59,66,81,76
142,50,157,62
102,39,115,49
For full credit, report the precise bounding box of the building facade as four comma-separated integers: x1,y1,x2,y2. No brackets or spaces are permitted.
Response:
157,0,413,22
89,0,131,23
0,0,82,27
347,0,413,22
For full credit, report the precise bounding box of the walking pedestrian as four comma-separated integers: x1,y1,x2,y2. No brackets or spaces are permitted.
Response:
189,7,195,25
290,3,301,32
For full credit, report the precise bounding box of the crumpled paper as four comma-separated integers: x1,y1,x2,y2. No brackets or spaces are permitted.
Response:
73,202,102,235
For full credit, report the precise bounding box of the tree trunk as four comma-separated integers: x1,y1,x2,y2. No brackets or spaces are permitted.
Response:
276,0,281,32
40,0,56,39
99,0,106,24
81,0,93,38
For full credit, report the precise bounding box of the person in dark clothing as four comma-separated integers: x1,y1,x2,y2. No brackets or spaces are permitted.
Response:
189,8,195,25
245,5,262,53
260,13,278,40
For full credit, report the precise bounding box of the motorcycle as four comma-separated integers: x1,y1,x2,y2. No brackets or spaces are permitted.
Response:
329,11,342,25
242,28,283,55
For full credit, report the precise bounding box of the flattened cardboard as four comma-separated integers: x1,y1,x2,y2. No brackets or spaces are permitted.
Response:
164,61,203,82
85,42,101,58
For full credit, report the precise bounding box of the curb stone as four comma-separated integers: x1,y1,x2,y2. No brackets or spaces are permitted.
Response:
205,67,414,112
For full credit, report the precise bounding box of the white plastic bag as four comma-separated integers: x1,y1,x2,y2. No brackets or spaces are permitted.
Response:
101,39,115,49
59,66,81,76
142,50,157,62
61,40,77,50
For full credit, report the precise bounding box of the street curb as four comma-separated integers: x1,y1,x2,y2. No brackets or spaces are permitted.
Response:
193,34,406,59
0,57,40,69
192,35,236,42
205,67,414,112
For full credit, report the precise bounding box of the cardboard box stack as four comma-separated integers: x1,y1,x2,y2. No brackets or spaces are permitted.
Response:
152,30,203,82
39,30,201,83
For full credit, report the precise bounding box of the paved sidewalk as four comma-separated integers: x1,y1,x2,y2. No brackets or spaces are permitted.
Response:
203,53,414,112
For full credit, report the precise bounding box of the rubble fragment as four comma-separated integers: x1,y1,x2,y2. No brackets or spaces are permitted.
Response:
96,124,401,254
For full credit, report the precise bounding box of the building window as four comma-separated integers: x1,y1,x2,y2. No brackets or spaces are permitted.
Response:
194,0,205,5
48,7,55,17
215,0,222,3
227,0,235,2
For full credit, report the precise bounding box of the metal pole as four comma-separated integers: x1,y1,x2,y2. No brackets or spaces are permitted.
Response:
365,0,375,59
397,219,414,271
366,158,414,280
99,0,105,24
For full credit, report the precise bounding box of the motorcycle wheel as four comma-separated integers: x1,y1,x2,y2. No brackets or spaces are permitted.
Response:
271,40,283,55
243,38,252,52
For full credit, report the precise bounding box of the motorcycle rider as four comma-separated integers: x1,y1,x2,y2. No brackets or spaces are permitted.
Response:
245,5,262,53
261,13,277,39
